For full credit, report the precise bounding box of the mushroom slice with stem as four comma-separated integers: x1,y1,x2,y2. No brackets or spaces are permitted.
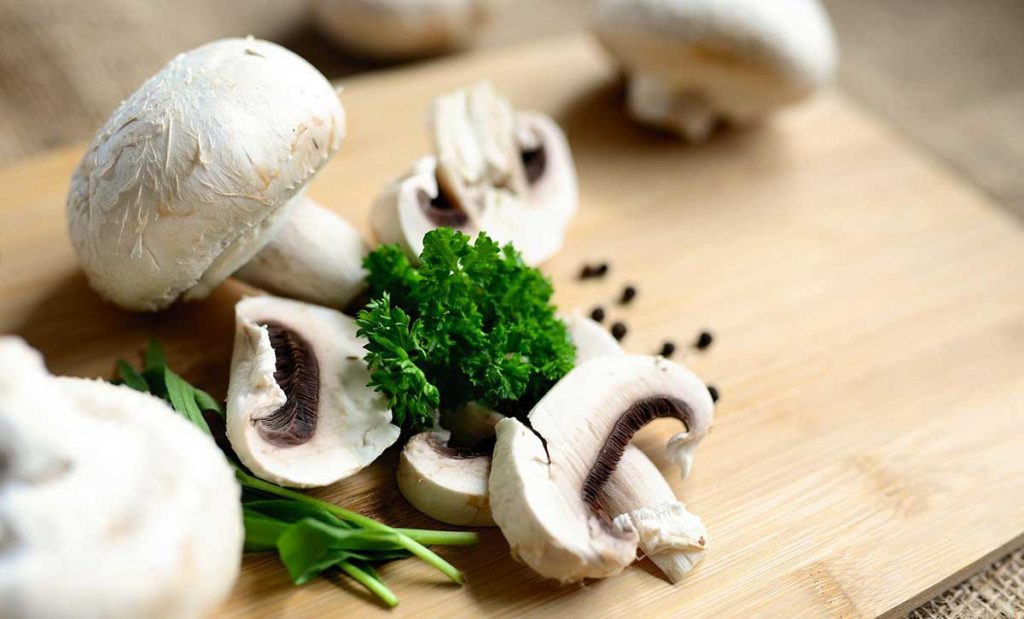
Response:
66,37,365,312
489,355,714,582
0,338,242,619
226,295,400,488
593,0,838,141
371,82,577,265
397,430,494,527
603,446,707,582
312,0,499,60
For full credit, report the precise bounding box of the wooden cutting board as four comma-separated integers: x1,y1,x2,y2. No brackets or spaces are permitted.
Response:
1,36,1022,618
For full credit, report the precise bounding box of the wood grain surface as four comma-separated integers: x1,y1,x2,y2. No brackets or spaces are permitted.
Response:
1,36,1022,618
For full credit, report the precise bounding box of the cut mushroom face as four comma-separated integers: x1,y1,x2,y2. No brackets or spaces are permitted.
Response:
66,37,364,311
397,430,494,526
593,0,838,141
0,337,242,618
312,0,498,60
226,295,400,488
489,354,714,582
371,82,577,265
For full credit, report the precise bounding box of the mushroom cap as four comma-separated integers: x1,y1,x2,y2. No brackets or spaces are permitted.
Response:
234,195,368,309
371,83,577,265
312,0,496,59
397,430,494,526
564,312,624,364
67,37,345,311
226,295,400,488
0,338,242,619
594,0,837,130
489,354,714,582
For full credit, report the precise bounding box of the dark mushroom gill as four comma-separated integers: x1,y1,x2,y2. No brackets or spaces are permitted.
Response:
418,185,469,228
255,321,320,447
581,396,692,510
521,144,546,185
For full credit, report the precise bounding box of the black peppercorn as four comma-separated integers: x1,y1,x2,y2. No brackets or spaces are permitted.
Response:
620,285,637,304
595,262,609,277
708,385,719,402
659,341,676,357
579,264,595,280
590,307,606,323
610,322,628,341
695,330,714,350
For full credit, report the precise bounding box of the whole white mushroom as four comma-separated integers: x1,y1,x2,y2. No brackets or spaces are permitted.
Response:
67,37,366,312
593,0,838,140
312,0,499,60
0,338,243,619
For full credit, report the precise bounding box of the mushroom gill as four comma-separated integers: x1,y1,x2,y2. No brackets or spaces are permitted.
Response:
256,321,320,446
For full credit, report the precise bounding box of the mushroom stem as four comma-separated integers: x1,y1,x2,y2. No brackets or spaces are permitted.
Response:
234,196,368,309
628,74,717,141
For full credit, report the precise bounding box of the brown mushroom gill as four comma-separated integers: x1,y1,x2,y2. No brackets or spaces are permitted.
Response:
581,396,693,510
520,144,546,185
255,320,320,447
417,186,469,228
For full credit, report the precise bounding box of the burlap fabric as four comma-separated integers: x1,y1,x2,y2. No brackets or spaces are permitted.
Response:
0,1,1021,616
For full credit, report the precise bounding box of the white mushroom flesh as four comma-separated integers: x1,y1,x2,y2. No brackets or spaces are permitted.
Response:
67,37,345,311
0,338,242,619
226,296,400,488
397,430,494,526
594,0,838,140
234,195,369,309
489,354,714,582
371,82,577,265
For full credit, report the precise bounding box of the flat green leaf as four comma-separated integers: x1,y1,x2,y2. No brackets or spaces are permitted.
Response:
115,360,150,393
243,510,290,552
144,339,168,372
243,499,349,528
192,387,223,415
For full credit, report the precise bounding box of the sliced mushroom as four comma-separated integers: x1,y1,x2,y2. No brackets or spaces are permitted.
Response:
564,311,625,363
593,0,838,141
603,446,707,582
489,355,714,582
397,430,494,526
371,82,577,265
226,295,400,488
312,0,497,60
66,37,365,312
0,338,242,618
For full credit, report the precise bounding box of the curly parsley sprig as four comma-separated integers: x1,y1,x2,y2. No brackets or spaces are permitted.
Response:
357,229,576,431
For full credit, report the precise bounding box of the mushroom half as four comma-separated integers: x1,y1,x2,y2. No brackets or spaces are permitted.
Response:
226,295,400,488
0,338,242,619
312,0,498,60
371,82,577,266
593,0,838,141
489,354,714,582
66,37,365,311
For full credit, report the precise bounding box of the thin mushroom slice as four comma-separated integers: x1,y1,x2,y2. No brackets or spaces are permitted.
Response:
397,430,494,527
371,82,577,266
226,295,400,488
0,338,242,619
489,354,714,582
234,195,369,309
563,311,625,364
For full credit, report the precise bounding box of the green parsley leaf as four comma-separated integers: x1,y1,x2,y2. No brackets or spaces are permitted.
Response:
358,229,575,430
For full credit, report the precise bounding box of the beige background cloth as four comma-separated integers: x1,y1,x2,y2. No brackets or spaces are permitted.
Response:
1,0,1022,615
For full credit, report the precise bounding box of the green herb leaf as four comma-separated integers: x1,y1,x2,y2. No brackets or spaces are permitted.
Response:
358,229,575,430
115,360,149,393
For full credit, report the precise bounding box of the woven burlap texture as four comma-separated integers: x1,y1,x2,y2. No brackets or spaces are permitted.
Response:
0,1,1021,616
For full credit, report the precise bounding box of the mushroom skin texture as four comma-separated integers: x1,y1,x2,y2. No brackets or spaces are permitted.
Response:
564,311,625,363
371,82,577,266
66,37,348,311
226,295,400,488
489,355,714,582
593,0,838,141
234,195,368,309
0,338,242,619
312,0,498,60
397,430,494,526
